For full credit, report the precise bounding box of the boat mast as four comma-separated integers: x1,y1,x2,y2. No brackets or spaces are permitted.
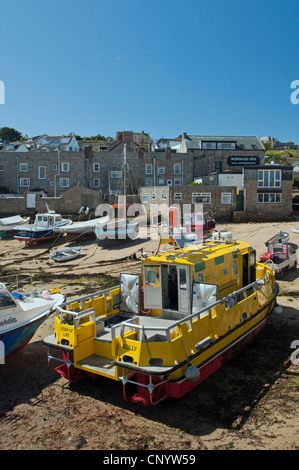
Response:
123,143,127,217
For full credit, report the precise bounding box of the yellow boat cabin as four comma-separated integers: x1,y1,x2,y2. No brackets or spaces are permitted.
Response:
44,231,279,405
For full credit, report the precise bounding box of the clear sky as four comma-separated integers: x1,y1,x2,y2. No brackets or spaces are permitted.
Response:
1,0,299,143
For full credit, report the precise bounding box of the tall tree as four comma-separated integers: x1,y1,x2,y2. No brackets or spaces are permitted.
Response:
0,127,22,143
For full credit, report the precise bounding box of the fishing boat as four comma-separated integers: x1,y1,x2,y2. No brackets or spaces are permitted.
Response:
13,209,72,245
171,209,215,240
0,215,30,239
95,144,139,244
95,217,139,243
50,246,83,262
265,231,289,246
54,215,110,237
260,238,297,276
0,273,64,358
44,229,279,405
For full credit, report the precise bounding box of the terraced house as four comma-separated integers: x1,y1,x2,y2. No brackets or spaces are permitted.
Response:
0,131,293,220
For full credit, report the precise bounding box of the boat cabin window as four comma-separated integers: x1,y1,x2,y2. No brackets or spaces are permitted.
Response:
232,259,238,276
197,272,204,283
0,292,16,309
146,268,158,286
179,268,187,290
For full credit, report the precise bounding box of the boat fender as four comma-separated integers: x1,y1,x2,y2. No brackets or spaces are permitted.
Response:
185,364,200,382
12,292,23,300
42,290,51,300
273,304,283,314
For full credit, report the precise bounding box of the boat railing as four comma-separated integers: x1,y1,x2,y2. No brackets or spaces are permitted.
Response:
57,284,119,312
55,271,272,343
114,271,272,343
0,273,34,290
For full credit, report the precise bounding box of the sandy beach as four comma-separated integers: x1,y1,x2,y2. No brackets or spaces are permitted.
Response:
0,221,298,450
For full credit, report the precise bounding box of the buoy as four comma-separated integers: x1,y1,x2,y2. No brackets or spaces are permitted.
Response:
273,305,283,314
42,290,51,300
185,364,200,382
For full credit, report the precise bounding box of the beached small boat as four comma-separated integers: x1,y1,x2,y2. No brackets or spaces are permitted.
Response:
0,215,30,239
169,208,216,241
265,231,289,246
260,238,297,276
0,273,64,358
13,210,72,244
95,144,139,244
95,218,139,244
54,215,110,236
44,228,279,405
50,246,83,262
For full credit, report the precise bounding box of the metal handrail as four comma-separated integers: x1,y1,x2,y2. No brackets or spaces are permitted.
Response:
119,272,271,342
55,271,271,341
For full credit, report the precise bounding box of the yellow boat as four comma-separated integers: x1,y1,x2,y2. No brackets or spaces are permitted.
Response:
44,230,279,405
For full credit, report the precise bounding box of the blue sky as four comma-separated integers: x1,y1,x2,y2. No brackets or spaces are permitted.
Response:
1,0,299,143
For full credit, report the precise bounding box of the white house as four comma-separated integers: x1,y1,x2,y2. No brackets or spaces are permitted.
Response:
26,134,48,149
38,135,80,152
0,141,29,152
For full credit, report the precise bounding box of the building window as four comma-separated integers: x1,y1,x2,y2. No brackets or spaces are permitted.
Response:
142,193,148,203
174,193,182,200
38,166,46,179
52,164,58,171
203,142,216,149
60,178,69,187
174,178,181,186
157,166,165,174
162,193,167,201
93,163,100,172
174,163,181,175
61,162,69,172
217,142,235,149
145,178,153,186
152,193,156,201
221,192,232,204
257,193,282,203
167,180,172,186
192,193,211,204
158,178,164,186
258,169,281,188
93,178,100,188
20,178,30,187
111,170,122,178
0,164,4,171
145,164,153,175
20,163,28,172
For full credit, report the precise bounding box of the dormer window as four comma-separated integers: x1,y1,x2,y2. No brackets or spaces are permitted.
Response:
217,143,235,150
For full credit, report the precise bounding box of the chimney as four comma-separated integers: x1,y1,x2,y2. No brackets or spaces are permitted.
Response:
138,147,144,159
84,145,92,159
122,131,133,145
166,146,171,160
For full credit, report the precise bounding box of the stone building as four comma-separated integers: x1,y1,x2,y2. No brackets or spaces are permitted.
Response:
0,131,266,198
139,164,293,222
